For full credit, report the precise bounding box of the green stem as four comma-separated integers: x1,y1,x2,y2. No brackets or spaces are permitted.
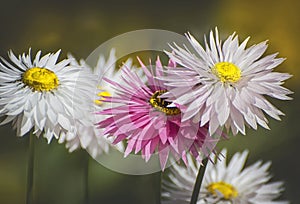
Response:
26,130,35,204
84,154,89,204
155,171,162,204
190,157,208,204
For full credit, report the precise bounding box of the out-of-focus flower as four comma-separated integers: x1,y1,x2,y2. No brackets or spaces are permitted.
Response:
98,57,217,170
162,28,292,135
162,149,288,204
59,49,143,158
0,49,95,142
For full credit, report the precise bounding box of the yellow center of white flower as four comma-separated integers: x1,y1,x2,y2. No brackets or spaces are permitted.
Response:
22,67,59,91
213,62,241,83
149,90,181,115
206,181,238,200
95,88,111,105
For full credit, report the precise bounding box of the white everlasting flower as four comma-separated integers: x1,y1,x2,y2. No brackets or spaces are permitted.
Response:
163,28,292,135
59,49,145,158
0,49,95,142
162,149,288,204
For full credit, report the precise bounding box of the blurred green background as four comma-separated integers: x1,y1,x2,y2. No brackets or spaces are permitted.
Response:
0,0,299,203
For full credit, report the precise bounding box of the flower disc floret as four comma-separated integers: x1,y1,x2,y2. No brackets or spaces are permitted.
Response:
22,67,59,91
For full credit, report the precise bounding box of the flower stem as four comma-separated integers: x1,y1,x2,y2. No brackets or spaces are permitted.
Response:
84,154,89,204
155,171,162,204
190,157,208,204
26,130,35,204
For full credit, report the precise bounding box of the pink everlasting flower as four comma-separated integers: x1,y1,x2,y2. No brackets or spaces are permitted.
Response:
97,57,219,170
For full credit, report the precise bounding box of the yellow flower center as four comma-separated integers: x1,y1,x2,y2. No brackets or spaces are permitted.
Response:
95,88,111,105
22,67,59,91
149,90,181,115
213,62,241,83
206,181,238,200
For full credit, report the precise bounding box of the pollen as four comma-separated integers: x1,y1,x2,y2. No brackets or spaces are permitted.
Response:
22,67,59,91
213,62,241,83
149,90,181,115
206,181,238,200
95,89,111,105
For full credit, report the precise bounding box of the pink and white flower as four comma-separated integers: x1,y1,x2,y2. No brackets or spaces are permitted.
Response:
98,57,218,170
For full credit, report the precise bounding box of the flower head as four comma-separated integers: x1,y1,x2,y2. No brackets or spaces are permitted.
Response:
56,53,109,158
98,57,217,170
163,28,292,135
58,49,136,158
162,149,288,204
0,49,95,142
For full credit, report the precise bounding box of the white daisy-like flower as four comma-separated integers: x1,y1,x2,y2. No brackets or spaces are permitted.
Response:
59,49,144,158
0,49,95,142
163,28,292,135
162,149,288,204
